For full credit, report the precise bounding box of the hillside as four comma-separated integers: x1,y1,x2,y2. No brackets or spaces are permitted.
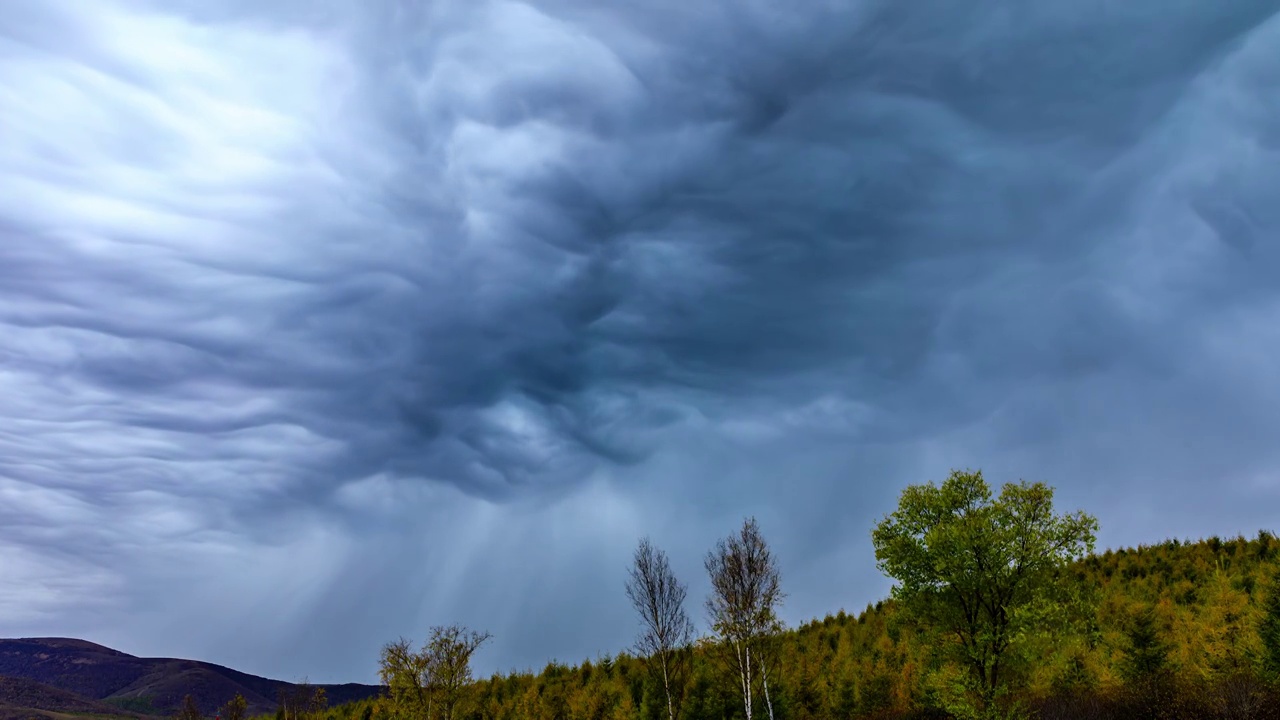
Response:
0,640,380,718
335,531,1280,720
7,532,1279,720
0,675,143,720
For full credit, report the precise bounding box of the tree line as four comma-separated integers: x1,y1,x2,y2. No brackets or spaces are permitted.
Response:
252,469,1280,720
607,470,1100,720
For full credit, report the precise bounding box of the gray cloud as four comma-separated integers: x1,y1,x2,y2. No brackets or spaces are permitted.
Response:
1,0,1279,682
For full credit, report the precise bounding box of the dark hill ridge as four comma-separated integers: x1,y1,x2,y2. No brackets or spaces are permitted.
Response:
0,639,381,717
0,675,143,718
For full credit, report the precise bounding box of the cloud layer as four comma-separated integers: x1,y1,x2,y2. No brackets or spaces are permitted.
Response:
2,0,1279,681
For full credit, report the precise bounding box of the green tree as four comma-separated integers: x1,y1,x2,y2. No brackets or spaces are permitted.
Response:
425,625,492,720
379,638,432,720
379,625,491,720
1120,606,1170,683
680,669,718,720
830,678,856,720
871,469,1097,719
1262,571,1280,681
859,673,893,717
221,694,248,720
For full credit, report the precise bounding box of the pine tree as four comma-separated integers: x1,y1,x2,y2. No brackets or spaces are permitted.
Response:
1121,607,1170,683
831,679,856,720
1261,573,1280,680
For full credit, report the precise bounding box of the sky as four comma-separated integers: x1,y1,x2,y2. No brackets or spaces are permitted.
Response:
2,0,1280,684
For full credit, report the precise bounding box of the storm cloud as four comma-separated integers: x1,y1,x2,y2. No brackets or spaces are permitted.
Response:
2,0,1279,681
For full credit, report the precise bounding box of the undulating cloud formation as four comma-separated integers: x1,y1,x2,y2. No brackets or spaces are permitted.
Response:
2,0,1279,682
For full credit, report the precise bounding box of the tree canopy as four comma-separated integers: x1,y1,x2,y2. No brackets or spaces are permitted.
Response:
872,469,1098,718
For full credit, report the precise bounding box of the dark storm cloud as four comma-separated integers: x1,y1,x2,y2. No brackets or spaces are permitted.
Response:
2,0,1279,681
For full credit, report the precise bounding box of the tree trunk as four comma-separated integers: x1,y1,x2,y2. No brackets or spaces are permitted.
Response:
760,656,775,720
660,653,674,720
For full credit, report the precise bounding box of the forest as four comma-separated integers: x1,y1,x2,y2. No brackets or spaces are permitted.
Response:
245,470,1280,720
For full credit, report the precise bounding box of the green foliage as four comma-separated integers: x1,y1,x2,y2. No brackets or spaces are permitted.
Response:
1120,607,1170,683
1262,570,1280,680
331,483,1276,720
378,626,491,720
679,669,718,720
106,696,158,714
218,694,248,720
871,470,1098,718
830,678,857,720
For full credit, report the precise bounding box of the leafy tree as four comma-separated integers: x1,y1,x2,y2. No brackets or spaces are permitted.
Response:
426,625,492,720
871,469,1097,719
379,638,432,720
379,625,491,720
311,688,327,717
706,517,784,720
626,537,695,720
221,694,248,720
175,695,203,720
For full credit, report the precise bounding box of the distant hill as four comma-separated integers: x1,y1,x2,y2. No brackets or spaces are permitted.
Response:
0,639,381,718
0,674,144,720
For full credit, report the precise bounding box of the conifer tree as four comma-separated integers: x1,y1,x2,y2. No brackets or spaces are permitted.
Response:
1261,572,1280,681
1121,606,1170,683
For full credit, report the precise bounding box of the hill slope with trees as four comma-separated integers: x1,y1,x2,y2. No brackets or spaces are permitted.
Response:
350,472,1280,720
348,531,1277,720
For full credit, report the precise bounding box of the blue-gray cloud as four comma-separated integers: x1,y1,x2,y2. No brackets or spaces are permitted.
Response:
1,0,1279,682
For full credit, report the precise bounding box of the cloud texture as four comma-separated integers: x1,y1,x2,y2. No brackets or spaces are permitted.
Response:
2,0,1279,681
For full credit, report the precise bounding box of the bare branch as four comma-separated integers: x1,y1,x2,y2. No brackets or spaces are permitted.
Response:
626,537,694,720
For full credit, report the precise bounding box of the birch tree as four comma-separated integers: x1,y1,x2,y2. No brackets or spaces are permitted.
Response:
705,517,784,720
426,625,492,720
379,638,432,720
626,537,695,720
